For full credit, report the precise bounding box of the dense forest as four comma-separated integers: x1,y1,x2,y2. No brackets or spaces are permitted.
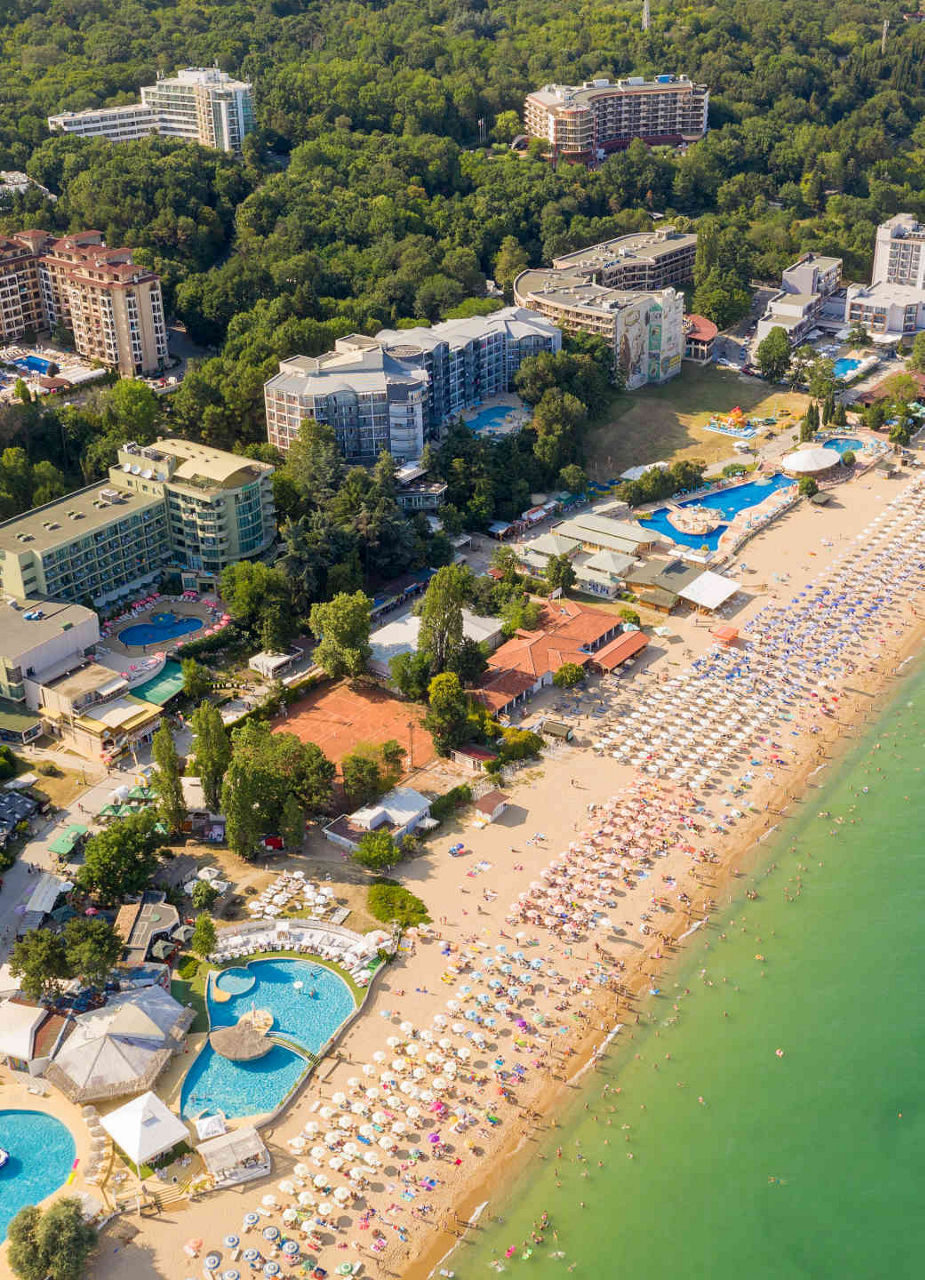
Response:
2,0,925,609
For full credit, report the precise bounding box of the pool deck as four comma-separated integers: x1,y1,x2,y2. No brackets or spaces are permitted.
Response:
102,601,214,657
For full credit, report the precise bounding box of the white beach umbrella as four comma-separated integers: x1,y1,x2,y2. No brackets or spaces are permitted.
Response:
343,1142,359,1158
347,1077,362,1091
333,1187,351,1203
405,1043,420,1057
304,1121,319,1136
297,1191,315,1208
278,1179,296,1195
371,1110,387,1125
310,1145,326,1161
293,1163,310,1179
365,1087,380,1100
332,1091,348,1107
438,1038,452,1051
261,1194,277,1208
328,1155,345,1171
406,1106,421,1122
386,1036,401,1049
319,1105,335,1120
399,1021,414,1036
361,1064,375,1077
337,1115,353,1130
313,1174,329,1189
372,1050,387,1064
350,1101,367,1116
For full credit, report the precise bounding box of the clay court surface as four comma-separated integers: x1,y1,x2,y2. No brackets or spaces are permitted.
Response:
273,680,435,770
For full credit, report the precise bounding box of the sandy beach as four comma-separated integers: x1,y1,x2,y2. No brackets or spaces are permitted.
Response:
2,467,923,1280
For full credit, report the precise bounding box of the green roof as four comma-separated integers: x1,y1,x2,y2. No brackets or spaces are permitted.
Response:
0,697,41,735
130,660,185,706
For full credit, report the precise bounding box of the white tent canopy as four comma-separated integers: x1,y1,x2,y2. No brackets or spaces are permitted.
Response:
781,446,837,476
678,570,740,612
101,1091,189,1166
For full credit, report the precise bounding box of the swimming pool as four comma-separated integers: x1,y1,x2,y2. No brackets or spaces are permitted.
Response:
833,357,861,380
0,1110,76,1242
822,436,863,455
643,474,795,550
118,611,203,647
466,404,522,435
16,355,52,375
180,958,356,1119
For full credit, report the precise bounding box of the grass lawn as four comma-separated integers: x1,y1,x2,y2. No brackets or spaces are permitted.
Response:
584,365,810,481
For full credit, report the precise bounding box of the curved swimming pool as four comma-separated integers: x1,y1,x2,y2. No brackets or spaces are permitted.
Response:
822,436,864,455
0,1110,76,1242
643,474,795,550
118,611,203,647
180,957,356,1119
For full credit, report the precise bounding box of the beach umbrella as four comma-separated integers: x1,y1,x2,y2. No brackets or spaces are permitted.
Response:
261,1195,277,1208
205,1255,222,1272
297,1191,314,1207
333,1186,351,1203
281,1240,300,1257
223,1270,241,1280
242,1214,259,1231
365,1087,380,1100
183,1239,203,1258
310,1146,326,1161
350,1101,367,1115
282,1208,298,1225
386,1036,401,1048
432,1014,448,1027
332,1091,348,1106
391,1058,407,1073
318,1203,334,1217
418,1030,434,1044
224,1236,241,1250
343,1142,359,1158
324,1131,340,1146
313,1174,329,1189
406,1106,421,1121
261,1226,279,1242
372,1050,387,1063
303,1121,319,1136
263,1265,280,1278
278,1180,296,1195
400,1021,414,1035
361,1064,375,1077
243,1248,261,1264
319,1105,334,1120
337,1115,353,1130
293,1163,310,1180
349,1167,366,1182
329,1155,345,1171
346,1077,361,1090
405,1043,420,1057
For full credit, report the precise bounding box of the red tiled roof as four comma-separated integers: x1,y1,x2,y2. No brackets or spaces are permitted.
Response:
592,631,649,670
474,790,509,815
486,599,616,681
473,668,537,713
684,313,718,342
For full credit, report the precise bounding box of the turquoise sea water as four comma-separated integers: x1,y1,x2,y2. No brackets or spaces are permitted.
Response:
456,657,925,1279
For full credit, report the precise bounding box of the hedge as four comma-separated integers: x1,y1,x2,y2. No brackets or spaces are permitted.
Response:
428,783,472,823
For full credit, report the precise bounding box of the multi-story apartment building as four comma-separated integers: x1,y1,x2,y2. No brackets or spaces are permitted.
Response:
265,343,430,464
48,68,255,154
0,230,167,374
754,252,844,347
113,438,277,578
551,228,696,292
872,213,925,290
514,268,684,389
0,438,276,606
265,307,562,459
524,75,709,161
0,598,99,709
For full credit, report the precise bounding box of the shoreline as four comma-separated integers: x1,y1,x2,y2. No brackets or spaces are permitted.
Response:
406,606,925,1280
4,471,923,1280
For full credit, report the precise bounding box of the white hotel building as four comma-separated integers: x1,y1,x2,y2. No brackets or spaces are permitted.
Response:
48,68,255,154
264,308,562,462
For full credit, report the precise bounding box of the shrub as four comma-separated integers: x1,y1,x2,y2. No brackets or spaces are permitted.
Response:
841,450,856,466
619,608,641,627
0,744,18,780
798,476,819,498
428,783,472,823
498,728,543,764
177,956,199,980
367,882,431,928
36,761,62,777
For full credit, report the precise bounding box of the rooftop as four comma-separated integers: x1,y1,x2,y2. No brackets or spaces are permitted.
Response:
43,662,127,704
528,75,704,112
116,437,273,491
553,228,697,272
0,482,162,556
515,269,674,318
0,597,98,660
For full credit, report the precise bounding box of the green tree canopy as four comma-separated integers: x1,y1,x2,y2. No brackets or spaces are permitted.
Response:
424,671,470,755
190,700,232,813
181,658,212,702
62,916,122,990
191,913,217,958
309,591,372,678
150,722,187,832
755,327,792,383
353,829,399,872
9,930,70,1003
7,1199,97,1280
417,564,469,674
77,810,163,904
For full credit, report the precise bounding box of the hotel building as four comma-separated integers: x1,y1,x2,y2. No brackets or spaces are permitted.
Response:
0,438,276,606
48,68,255,154
0,230,167,375
551,228,697,291
514,265,684,389
265,307,562,459
524,75,709,161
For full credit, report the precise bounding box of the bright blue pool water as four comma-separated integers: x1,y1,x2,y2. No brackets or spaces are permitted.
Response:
466,404,520,434
0,1110,76,1242
16,355,52,375
833,357,861,379
180,958,356,1119
822,436,863,454
643,473,795,550
118,611,203,647
214,966,256,996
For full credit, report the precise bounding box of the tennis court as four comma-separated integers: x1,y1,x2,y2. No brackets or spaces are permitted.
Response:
273,680,435,770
